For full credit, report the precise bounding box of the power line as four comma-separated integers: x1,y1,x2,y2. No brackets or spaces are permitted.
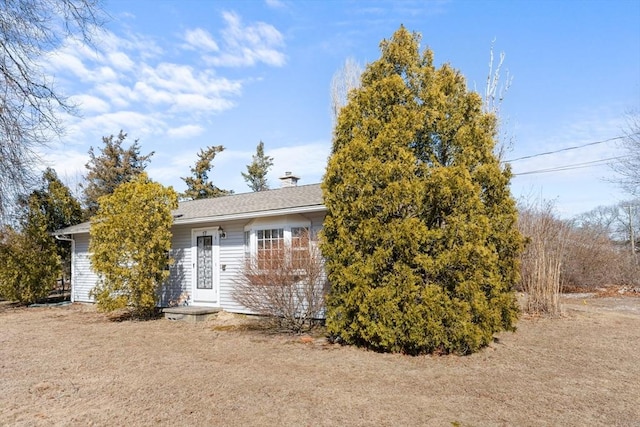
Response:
504,134,637,163
513,156,624,176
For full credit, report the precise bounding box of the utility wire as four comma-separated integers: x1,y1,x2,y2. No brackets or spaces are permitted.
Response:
504,134,638,163
513,156,624,176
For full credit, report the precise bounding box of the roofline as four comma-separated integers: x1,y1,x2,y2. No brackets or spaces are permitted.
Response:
57,204,326,235
173,204,326,226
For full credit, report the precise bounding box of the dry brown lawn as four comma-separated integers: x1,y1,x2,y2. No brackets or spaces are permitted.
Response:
1,295,639,427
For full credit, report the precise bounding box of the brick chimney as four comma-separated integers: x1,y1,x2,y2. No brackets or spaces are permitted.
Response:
279,171,300,188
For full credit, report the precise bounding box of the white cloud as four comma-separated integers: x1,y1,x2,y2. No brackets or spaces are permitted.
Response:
267,142,330,185
183,28,219,52
40,11,287,195
46,50,92,81
265,0,286,8
107,51,135,71
38,148,89,190
167,124,205,139
205,11,286,67
67,111,166,140
70,94,110,114
94,82,134,108
131,63,242,113
94,66,119,82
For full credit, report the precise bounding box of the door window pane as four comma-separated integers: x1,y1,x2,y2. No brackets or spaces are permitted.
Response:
196,235,213,289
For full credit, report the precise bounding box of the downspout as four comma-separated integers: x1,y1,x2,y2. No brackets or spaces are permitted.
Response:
54,234,75,302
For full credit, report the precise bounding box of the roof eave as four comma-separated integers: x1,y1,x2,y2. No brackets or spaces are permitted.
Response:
173,204,326,226
56,204,326,235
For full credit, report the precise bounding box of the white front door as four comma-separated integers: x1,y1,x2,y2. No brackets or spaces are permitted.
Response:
192,228,219,305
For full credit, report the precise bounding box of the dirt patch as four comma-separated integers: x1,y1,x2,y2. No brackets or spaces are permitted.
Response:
1,298,639,426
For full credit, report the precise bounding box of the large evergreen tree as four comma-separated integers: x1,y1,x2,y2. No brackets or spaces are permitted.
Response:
322,26,522,355
0,218,60,304
242,141,274,192
82,131,154,216
27,168,83,288
89,174,178,318
0,168,81,303
181,145,231,200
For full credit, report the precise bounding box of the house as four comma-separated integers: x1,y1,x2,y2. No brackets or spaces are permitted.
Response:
54,177,325,313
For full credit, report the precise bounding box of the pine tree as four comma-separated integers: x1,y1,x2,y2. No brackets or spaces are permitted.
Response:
182,145,232,200
27,168,83,288
82,130,154,216
321,26,523,355
242,141,274,192
0,168,82,303
0,225,61,304
89,173,178,318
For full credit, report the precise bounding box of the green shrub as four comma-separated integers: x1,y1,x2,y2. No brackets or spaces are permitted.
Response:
0,226,60,304
89,174,177,318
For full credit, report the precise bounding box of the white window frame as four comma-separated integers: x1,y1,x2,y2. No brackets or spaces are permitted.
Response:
243,218,312,268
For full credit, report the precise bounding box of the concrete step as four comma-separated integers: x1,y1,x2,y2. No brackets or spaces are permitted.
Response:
162,306,221,323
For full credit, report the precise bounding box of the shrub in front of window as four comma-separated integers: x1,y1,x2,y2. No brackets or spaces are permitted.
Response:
233,230,328,332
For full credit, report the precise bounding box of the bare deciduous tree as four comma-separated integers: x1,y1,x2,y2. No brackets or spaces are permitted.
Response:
483,41,513,159
613,112,640,197
233,231,328,332
562,221,639,289
330,57,362,125
0,0,103,222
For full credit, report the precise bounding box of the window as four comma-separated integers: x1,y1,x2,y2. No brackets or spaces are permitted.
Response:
256,228,284,269
291,227,310,269
244,221,313,271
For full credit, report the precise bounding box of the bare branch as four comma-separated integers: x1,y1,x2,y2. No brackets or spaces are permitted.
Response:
0,0,104,223
233,230,328,332
612,111,640,197
483,40,514,160
330,57,363,124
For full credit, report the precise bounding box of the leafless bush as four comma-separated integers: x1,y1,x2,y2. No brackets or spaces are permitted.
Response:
561,224,639,289
518,201,569,315
233,232,328,333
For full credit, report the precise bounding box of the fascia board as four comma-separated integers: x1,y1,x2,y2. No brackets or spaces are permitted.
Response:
173,205,326,226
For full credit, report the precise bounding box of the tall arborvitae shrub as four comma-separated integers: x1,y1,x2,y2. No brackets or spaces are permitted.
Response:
322,26,523,355
89,173,177,318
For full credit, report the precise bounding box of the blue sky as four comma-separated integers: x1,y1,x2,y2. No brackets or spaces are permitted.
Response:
41,0,640,217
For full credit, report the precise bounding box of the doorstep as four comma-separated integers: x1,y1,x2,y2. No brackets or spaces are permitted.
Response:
162,306,221,323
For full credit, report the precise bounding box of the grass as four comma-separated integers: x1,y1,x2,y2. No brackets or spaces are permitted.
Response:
0,296,639,426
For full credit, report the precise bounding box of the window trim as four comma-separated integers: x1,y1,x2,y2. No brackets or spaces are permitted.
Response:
243,218,312,268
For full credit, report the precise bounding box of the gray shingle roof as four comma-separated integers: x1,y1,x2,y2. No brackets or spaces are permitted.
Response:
174,183,323,222
54,183,324,235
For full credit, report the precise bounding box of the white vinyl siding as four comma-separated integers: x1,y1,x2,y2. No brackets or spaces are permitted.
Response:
68,212,326,314
160,224,193,306
71,234,98,303
217,221,246,312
